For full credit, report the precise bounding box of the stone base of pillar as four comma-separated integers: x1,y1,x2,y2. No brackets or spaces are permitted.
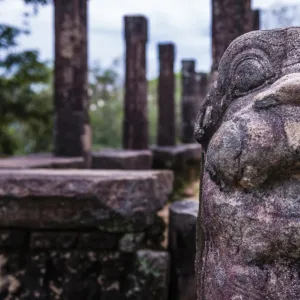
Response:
151,144,202,199
92,149,153,170
169,200,198,300
0,153,85,169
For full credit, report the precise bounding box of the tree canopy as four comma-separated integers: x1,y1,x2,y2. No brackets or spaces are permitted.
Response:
0,0,52,155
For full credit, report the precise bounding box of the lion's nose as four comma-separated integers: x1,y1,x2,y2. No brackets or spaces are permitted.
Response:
254,73,300,110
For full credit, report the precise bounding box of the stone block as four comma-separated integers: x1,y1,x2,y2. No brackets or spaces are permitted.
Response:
30,232,78,249
0,169,173,231
0,153,85,169
92,149,152,170
152,144,201,197
125,250,170,300
0,230,29,249
169,200,198,300
152,144,201,168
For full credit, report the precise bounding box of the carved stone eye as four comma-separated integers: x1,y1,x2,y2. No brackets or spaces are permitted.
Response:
234,59,266,94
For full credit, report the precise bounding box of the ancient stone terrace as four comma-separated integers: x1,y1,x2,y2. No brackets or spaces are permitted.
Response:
0,169,173,299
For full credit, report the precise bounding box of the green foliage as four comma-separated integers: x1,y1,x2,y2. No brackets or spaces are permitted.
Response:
0,0,185,155
89,60,123,149
0,0,52,156
89,58,182,150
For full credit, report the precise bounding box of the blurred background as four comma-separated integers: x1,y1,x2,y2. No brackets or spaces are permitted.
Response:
1,0,299,155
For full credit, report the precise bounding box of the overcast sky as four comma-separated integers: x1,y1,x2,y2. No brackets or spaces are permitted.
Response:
1,0,300,78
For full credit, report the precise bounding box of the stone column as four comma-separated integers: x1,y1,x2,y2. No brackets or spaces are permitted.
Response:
211,0,252,71
53,0,91,161
195,72,208,108
123,16,148,150
157,43,176,146
253,9,260,30
181,60,197,144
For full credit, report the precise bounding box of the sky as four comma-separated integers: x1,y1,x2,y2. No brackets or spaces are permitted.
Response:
1,0,300,79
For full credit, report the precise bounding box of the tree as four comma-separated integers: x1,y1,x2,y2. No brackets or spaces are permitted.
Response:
89,59,124,149
0,0,52,155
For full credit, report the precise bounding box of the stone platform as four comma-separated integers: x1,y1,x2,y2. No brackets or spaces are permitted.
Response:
151,144,202,198
92,149,152,170
0,153,85,169
0,169,173,299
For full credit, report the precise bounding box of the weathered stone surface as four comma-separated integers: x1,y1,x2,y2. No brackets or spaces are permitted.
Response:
0,249,170,300
195,27,300,299
125,250,170,300
0,230,28,249
157,43,176,146
45,251,125,299
123,15,149,150
92,149,152,170
54,0,91,162
0,250,126,299
0,169,173,231
118,215,165,252
0,153,85,169
169,200,198,300
30,232,79,249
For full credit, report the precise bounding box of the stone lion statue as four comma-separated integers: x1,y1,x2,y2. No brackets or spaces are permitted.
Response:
194,27,300,300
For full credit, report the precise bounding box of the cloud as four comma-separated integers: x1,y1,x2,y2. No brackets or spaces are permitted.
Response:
1,0,300,78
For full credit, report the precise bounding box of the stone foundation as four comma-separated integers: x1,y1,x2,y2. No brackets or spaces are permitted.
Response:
0,169,173,299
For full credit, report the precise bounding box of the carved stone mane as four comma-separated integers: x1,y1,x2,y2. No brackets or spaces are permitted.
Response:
195,27,300,300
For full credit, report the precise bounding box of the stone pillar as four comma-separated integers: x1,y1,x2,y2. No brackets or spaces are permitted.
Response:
53,0,91,161
195,72,208,108
181,60,197,144
169,200,198,300
123,16,148,150
157,43,176,146
253,9,260,30
211,0,252,71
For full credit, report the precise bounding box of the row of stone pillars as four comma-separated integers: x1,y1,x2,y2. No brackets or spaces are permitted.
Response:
53,1,203,166
158,46,207,146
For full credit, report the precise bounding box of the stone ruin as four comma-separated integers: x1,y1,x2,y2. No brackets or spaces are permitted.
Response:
0,169,173,299
195,27,300,299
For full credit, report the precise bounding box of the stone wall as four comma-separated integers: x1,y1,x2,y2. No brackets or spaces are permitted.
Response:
0,169,173,299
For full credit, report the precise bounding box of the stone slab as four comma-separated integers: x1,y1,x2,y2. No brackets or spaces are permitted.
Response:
0,153,85,169
151,144,201,168
0,169,173,231
92,149,152,170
